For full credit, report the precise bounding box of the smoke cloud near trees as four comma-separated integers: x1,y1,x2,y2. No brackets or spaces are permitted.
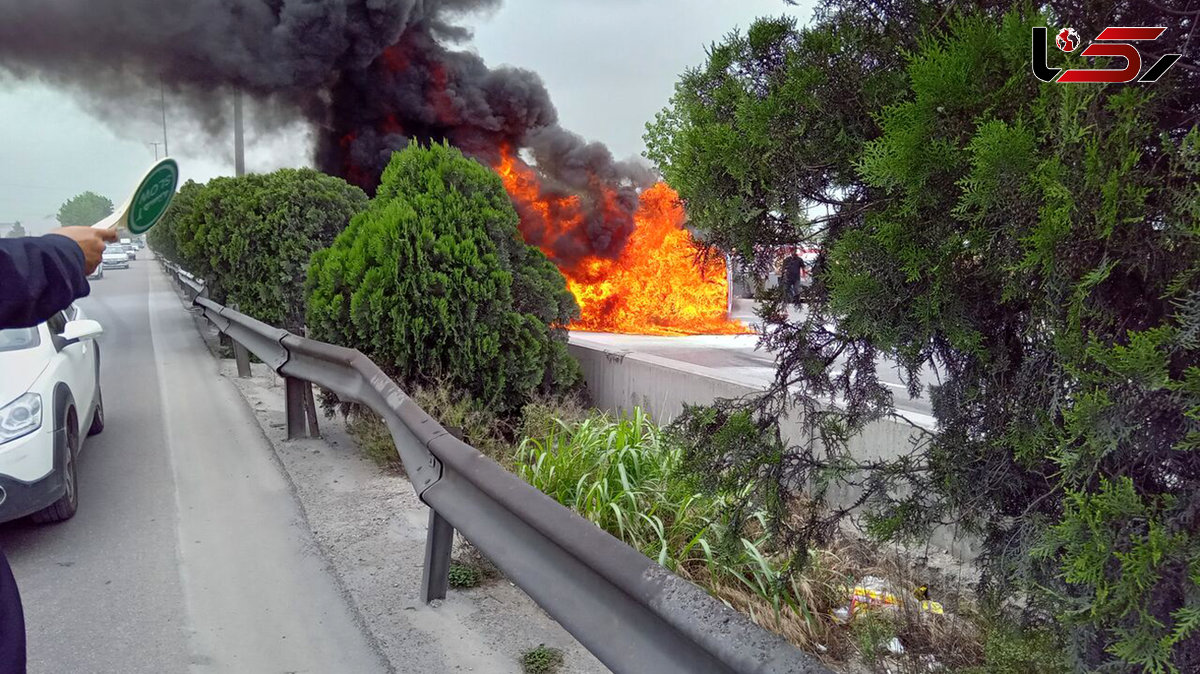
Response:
0,0,653,268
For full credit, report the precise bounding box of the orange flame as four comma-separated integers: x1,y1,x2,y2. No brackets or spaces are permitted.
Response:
494,148,746,336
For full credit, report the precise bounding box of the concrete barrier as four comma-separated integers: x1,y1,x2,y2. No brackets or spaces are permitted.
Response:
568,334,978,563
570,336,766,418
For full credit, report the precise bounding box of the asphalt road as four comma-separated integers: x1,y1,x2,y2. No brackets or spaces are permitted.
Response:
0,255,386,673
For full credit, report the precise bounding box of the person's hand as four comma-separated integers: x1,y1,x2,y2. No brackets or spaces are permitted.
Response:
47,227,118,275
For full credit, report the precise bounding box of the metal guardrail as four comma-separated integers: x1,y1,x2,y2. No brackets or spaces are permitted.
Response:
159,260,830,674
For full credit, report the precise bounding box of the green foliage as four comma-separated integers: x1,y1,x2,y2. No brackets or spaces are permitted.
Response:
147,180,201,265
410,385,508,460
346,409,401,471
653,2,1200,671
56,191,113,227
4,221,25,238
519,408,1014,668
516,409,835,632
306,141,581,414
960,622,1069,674
516,393,587,443
447,563,482,589
520,645,563,674
158,169,366,332
851,612,898,668
517,409,704,569
1036,478,1200,673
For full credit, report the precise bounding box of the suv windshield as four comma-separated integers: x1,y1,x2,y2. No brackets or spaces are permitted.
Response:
0,327,40,352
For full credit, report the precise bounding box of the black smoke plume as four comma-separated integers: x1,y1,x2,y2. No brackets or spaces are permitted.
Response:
0,0,652,269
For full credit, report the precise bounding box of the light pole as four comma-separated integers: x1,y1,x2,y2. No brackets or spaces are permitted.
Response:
159,81,169,157
233,89,245,177
149,142,162,160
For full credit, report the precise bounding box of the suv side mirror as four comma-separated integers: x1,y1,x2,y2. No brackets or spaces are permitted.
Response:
60,319,103,346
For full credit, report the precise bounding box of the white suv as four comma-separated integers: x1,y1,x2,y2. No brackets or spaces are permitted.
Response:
0,304,104,523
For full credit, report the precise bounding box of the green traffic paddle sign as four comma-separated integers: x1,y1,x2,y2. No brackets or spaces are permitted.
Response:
128,159,179,234
93,158,180,234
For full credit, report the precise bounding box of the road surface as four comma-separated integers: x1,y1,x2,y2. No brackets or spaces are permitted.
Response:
0,255,386,673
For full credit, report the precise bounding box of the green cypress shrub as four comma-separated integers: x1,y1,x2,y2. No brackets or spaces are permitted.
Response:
163,169,367,332
147,179,201,265
305,141,581,413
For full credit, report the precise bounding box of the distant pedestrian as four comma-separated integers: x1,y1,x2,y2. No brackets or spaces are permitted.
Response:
781,248,804,305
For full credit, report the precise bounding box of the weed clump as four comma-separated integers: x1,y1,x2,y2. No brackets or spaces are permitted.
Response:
520,645,563,674
448,563,483,589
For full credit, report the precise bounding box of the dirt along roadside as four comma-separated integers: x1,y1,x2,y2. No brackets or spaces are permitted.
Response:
172,283,608,673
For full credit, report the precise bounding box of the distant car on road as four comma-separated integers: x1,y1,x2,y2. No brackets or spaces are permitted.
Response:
102,245,130,270
87,264,104,281
0,304,104,523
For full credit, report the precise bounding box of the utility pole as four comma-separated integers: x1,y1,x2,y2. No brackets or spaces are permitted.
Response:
150,142,162,160
160,81,169,157
233,89,246,177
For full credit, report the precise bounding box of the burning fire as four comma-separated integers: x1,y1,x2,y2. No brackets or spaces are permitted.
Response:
495,148,746,336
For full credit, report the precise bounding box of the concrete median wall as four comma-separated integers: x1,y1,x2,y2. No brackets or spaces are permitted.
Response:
568,335,978,564
570,338,765,418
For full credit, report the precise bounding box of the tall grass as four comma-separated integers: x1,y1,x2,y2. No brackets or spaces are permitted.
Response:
518,408,703,567
515,408,842,649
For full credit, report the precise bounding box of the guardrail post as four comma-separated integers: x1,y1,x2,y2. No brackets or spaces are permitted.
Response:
229,303,253,378
299,328,321,439
420,508,454,604
285,377,307,440
234,343,252,378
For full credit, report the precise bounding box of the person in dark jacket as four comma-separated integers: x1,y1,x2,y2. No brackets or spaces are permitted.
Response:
0,227,115,328
781,248,804,305
0,225,116,673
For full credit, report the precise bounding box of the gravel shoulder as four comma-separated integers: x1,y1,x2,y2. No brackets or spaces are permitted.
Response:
174,285,607,674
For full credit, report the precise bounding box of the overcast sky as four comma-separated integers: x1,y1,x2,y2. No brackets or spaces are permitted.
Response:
0,0,810,233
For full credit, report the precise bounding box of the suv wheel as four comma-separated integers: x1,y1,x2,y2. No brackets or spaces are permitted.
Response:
32,407,79,524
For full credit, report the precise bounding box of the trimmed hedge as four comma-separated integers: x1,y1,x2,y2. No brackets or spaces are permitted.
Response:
153,169,367,332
